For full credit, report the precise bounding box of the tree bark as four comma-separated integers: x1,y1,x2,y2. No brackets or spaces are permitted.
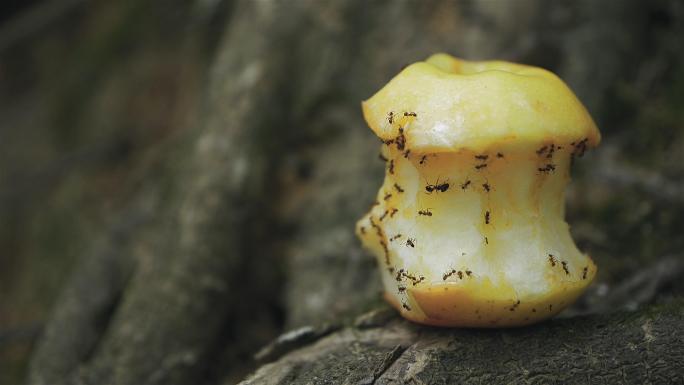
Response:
240,302,684,385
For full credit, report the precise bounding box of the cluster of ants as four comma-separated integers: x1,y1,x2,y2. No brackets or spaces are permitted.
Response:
442,268,473,281
536,138,589,173
548,254,589,279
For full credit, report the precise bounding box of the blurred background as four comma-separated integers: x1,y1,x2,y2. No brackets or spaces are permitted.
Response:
1,1,683,384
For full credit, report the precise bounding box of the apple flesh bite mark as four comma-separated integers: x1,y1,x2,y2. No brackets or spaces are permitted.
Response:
355,53,601,327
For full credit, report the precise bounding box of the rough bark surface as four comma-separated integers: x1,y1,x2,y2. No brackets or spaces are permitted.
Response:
241,302,684,385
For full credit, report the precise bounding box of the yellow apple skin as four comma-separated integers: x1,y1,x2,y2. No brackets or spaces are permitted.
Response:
362,53,600,154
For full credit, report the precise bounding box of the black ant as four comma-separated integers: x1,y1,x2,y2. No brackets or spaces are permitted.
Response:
389,234,402,242
548,254,556,267
404,112,417,117
582,266,588,280
388,159,394,174
393,127,406,151
484,236,489,245
418,209,432,216
402,303,411,311
475,163,488,170
538,164,556,173
379,210,389,221
394,183,404,193
561,261,570,275
389,208,398,218
419,155,427,165
383,192,392,201
395,269,404,281
379,240,389,265
571,138,589,158
406,238,416,248
485,211,490,224
509,300,520,312
387,111,394,124
465,270,472,277
398,286,406,293
496,152,504,158
475,154,488,161
403,149,411,159
482,183,490,192
425,179,449,193
443,269,464,280
461,180,471,190
546,144,556,159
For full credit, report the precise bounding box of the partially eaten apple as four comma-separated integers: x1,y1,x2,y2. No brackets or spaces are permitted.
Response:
356,53,601,327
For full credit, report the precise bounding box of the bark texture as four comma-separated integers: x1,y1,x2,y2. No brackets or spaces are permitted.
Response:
241,302,684,385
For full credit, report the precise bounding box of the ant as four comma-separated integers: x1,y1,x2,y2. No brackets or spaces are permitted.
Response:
395,269,404,281
461,180,471,190
388,159,395,174
402,303,411,311
398,286,406,293
369,217,383,237
389,234,402,242
538,164,556,173
387,111,394,125
465,270,472,277
582,266,588,280
561,261,570,275
404,112,417,117
395,127,406,151
389,208,398,218
418,209,432,216
379,210,389,221
474,154,488,161
394,183,404,193
475,163,488,170
482,182,490,192
546,144,556,159
536,145,549,156
548,254,556,267
383,192,392,201
485,211,490,224
403,149,411,159
406,238,416,248
571,138,589,158
419,155,427,165
484,236,489,245
496,152,504,159
509,300,521,312
425,179,449,193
